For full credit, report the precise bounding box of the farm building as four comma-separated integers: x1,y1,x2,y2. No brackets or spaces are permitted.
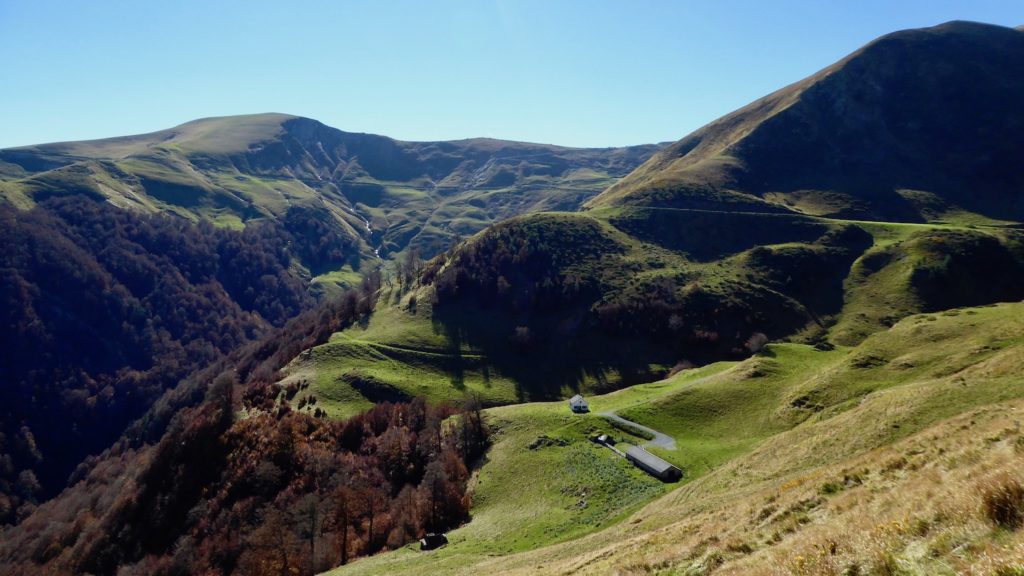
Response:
624,445,682,481
569,394,589,413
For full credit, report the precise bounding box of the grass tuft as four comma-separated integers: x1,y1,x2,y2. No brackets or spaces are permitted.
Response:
982,473,1024,530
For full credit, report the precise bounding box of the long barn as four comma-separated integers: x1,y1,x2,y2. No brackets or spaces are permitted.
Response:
623,445,682,481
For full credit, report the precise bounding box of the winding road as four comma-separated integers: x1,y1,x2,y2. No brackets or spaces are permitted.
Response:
597,411,676,451
593,370,728,452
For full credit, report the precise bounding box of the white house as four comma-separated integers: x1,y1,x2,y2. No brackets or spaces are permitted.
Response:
569,394,589,413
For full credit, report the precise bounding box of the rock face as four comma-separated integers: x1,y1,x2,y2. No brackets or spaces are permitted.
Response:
590,21,1024,223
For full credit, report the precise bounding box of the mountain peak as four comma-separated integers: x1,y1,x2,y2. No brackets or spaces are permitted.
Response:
862,19,1023,49
925,19,1014,32
3,112,303,158
588,20,1024,222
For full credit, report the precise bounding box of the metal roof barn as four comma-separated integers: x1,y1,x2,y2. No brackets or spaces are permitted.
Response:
624,445,682,481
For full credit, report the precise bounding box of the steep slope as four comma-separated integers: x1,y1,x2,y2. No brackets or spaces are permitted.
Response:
272,20,1024,424
327,302,1024,576
588,21,1024,224
0,282,488,576
0,114,660,276
0,195,315,523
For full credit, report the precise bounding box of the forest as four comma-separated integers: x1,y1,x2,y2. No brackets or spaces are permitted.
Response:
83,395,488,576
421,215,798,384
0,255,487,575
0,195,356,524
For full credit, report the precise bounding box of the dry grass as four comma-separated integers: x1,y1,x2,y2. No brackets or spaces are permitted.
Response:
327,304,1024,576
606,404,1024,576
424,402,1024,576
982,473,1024,531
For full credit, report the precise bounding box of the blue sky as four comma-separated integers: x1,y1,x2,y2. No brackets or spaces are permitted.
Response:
1,0,1022,148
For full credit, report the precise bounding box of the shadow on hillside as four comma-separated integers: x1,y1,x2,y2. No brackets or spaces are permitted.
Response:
429,305,670,403
609,208,832,262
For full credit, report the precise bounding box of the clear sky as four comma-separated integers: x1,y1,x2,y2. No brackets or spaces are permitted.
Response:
1,0,1022,149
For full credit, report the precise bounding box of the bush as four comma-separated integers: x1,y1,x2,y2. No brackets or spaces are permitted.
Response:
745,332,769,353
668,360,695,377
819,481,844,495
982,473,1024,530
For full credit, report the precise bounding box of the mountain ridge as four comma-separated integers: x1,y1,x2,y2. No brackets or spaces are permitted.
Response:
0,114,662,278
3,18,1024,576
274,18,1024,417
588,20,1024,224
3,112,658,154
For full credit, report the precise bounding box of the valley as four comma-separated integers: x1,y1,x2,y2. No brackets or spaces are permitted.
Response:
0,114,661,293
328,302,1024,575
1,17,1023,576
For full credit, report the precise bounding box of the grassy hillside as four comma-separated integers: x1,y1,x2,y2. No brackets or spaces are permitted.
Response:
5,19,1024,576
0,114,660,287
283,202,1023,424
327,302,1024,575
301,19,1024,403
587,21,1024,225
320,364,733,576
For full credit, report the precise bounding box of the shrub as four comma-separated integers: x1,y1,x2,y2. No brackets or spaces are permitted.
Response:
745,332,769,353
819,480,844,495
982,473,1024,530
668,360,695,377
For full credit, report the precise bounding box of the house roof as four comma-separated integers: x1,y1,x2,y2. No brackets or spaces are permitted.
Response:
569,394,586,403
624,445,678,474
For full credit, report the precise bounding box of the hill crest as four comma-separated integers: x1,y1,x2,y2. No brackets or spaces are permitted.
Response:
587,20,1024,224
0,114,661,270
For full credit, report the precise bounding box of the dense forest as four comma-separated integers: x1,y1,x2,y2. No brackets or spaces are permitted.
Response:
425,215,617,313
421,215,819,393
0,195,344,524
70,395,486,576
0,264,488,575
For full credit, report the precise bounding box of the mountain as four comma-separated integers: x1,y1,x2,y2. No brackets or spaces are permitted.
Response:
0,119,657,519
0,196,318,523
588,21,1024,224
288,22,1024,410
4,19,1024,576
0,114,660,285
305,23,1024,575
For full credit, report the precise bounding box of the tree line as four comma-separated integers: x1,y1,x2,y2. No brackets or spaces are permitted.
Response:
0,194,366,525
0,196,290,523
0,258,487,576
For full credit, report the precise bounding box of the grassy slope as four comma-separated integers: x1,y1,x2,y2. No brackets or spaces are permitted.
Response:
326,302,1024,575
585,22,1024,225
278,293,521,418
288,203,1022,426
832,225,1024,344
322,365,733,576
0,114,659,285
